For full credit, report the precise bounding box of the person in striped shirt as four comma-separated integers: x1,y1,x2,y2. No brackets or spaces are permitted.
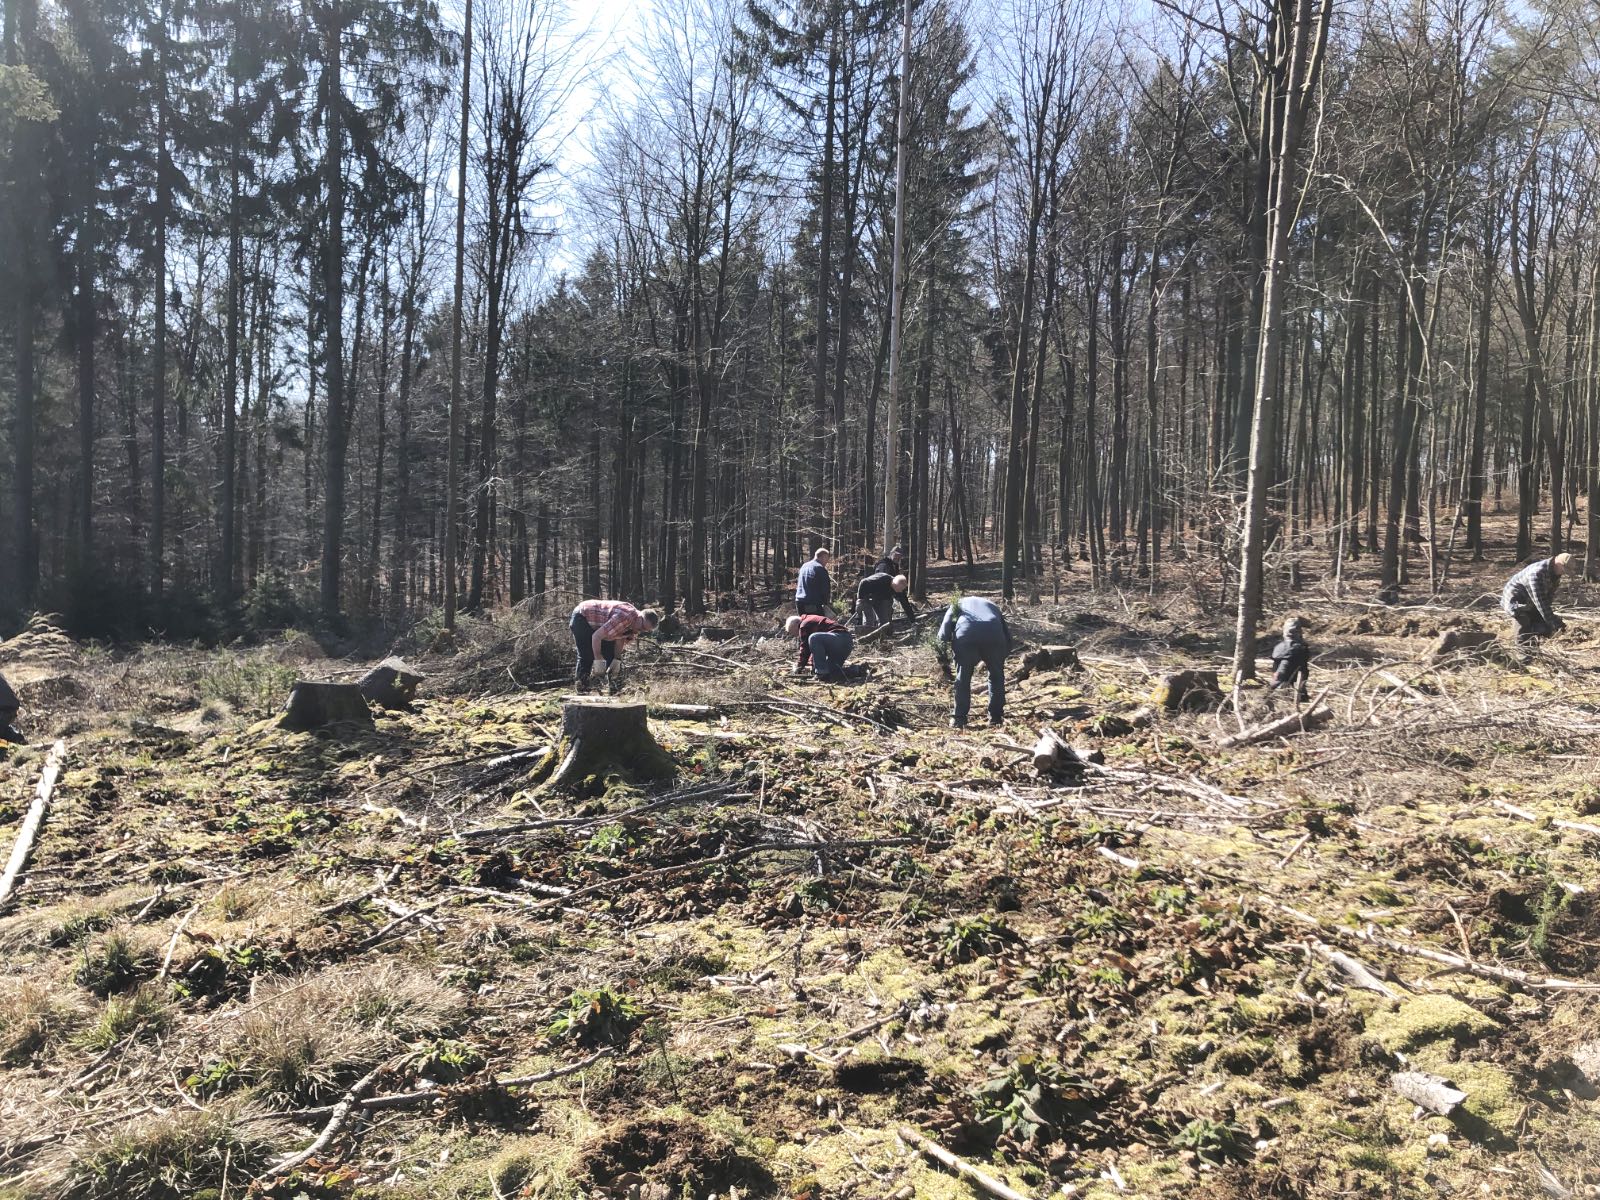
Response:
570,599,661,692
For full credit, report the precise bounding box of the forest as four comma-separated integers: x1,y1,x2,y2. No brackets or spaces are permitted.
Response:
6,0,1600,1198
3,0,1599,644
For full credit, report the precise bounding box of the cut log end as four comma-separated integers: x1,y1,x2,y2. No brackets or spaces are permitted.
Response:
279,681,375,733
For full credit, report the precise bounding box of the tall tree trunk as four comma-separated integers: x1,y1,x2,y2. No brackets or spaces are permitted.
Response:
1232,0,1329,681
318,3,346,621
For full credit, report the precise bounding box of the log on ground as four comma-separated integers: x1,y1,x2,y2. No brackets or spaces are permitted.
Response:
1217,703,1333,749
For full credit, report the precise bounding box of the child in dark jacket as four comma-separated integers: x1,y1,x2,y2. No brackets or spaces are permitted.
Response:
1269,618,1311,702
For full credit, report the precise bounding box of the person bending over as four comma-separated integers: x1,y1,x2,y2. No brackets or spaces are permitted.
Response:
570,599,660,692
855,572,913,629
1502,553,1570,645
786,612,853,684
938,597,1013,728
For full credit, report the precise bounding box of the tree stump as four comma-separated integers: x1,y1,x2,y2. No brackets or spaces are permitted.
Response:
1150,669,1221,711
1428,628,1499,663
279,681,374,733
0,672,20,741
359,657,426,711
1017,645,1081,681
529,698,676,794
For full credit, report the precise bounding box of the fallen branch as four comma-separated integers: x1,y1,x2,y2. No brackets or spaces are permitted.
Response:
477,837,921,914
0,739,67,911
648,703,719,721
1216,701,1333,749
264,1059,388,1177
264,1048,617,1121
317,865,402,917
462,781,742,840
156,901,203,981
737,694,895,732
1263,898,1600,993
896,1126,1033,1200
1308,940,1401,999
1491,798,1600,841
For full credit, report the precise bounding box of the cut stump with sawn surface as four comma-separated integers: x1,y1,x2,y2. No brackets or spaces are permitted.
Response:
279,681,374,733
360,657,426,710
529,698,676,794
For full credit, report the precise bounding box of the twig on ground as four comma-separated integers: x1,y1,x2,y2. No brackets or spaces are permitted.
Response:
263,1059,390,1177
896,1125,1033,1200
0,739,68,911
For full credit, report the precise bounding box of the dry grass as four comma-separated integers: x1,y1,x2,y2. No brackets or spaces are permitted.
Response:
221,963,464,1105
0,977,89,1065
36,1103,289,1200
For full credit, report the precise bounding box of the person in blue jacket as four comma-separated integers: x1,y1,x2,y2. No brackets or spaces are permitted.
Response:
938,596,1014,728
795,548,832,616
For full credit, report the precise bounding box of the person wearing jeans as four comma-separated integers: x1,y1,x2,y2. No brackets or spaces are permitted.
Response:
795,548,833,616
786,613,854,683
1501,553,1569,645
938,596,1013,727
570,599,660,691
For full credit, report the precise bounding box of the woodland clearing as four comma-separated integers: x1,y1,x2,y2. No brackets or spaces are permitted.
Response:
2,539,1600,1200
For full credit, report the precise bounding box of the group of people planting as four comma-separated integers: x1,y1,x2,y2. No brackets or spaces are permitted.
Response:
564,548,1584,731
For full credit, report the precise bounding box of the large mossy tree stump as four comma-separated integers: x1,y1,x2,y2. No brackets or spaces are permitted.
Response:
279,681,374,733
531,698,676,794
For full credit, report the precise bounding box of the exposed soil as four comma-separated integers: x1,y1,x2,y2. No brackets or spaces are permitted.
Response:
2,529,1599,1199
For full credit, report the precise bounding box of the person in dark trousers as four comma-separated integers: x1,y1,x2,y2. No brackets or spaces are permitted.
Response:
569,599,661,692
938,597,1013,727
1269,617,1311,702
795,548,833,616
1502,553,1570,644
786,613,853,682
873,544,904,578
855,572,913,629
0,672,21,744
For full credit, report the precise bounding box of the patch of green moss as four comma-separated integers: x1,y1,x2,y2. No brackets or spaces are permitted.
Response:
1365,994,1496,1055
1408,1047,1521,1145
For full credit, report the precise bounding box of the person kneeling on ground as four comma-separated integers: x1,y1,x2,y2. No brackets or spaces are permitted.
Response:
570,599,661,693
854,571,914,629
1269,617,1311,703
1502,552,1570,645
786,613,854,683
938,597,1013,728
0,671,22,744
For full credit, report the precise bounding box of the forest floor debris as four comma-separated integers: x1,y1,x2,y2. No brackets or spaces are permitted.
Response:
3,548,1600,1198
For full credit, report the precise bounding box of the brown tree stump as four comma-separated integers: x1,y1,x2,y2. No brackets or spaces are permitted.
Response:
1017,644,1080,681
359,657,426,710
530,698,676,794
279,681,374,733
1150,669,1221,711
0,671,20,742
1428,628,1499,663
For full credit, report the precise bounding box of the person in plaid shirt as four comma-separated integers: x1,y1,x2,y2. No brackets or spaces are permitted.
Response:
570,599,661,692
1502,553,1570,645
